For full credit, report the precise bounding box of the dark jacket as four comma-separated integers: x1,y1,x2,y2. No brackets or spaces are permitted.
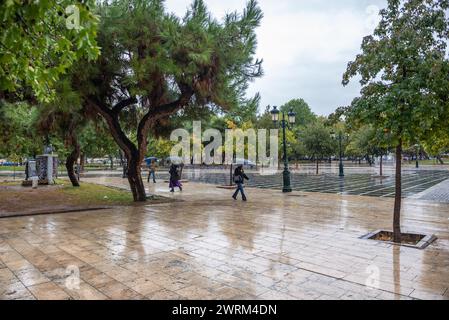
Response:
169,165,180,181
234,167,249,184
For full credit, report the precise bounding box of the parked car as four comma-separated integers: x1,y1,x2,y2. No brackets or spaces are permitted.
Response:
1,161,19,166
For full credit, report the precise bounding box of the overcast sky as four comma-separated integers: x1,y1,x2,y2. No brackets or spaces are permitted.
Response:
164,0,387,116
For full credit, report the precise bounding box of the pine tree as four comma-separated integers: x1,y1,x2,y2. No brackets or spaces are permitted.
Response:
77,0,264,201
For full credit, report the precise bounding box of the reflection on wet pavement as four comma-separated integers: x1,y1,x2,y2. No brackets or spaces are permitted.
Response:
1,179,448,300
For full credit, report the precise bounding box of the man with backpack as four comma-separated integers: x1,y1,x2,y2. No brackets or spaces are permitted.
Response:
232,164,249,201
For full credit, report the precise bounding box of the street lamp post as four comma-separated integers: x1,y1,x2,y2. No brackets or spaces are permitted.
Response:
338,132,344,177
331,131,346,177
271,106,296,193
415,144,420,169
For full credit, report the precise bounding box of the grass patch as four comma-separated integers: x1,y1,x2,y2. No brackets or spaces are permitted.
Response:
56,179,134,206
416,159,449,165
0,165,68,172
1,179,168,208
0,166,24,171
0,180,21,186
0,179,172,218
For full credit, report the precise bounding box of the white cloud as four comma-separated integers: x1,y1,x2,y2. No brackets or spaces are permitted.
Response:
164,0,387,115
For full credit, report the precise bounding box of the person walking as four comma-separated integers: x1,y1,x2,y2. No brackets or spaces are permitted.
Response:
169,163,183,192
232,164,249,201
148,159,157,183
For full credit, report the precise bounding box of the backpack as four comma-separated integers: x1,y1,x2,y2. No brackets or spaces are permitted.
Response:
234,174,243,183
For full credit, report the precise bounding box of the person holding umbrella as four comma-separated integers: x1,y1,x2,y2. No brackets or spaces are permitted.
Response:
169,163,183,192
232,164,249,201
147,159,157,183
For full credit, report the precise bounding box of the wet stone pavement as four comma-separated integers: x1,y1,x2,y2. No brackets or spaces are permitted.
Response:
1,178,448,300
410,179,449,203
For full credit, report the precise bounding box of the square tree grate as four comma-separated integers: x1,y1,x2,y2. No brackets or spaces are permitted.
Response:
360,230,437,249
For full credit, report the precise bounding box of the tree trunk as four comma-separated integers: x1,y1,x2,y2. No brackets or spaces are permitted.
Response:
316,159,319,175
126,153,146,202
119,151,124,166
393,141,402,243
66,142,80,187
79,153,85,172
95,114,146,201
436,155,444,165
229,164,233,186
109,155,114,170
380,155,383,177
122,161,128,179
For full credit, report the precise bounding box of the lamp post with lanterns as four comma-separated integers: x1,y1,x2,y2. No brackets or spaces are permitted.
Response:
331,131,347,177
270,106,296,193
414,144,420,169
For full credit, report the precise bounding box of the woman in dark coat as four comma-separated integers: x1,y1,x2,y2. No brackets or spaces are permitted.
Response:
232,164,249,201
169,164,182,192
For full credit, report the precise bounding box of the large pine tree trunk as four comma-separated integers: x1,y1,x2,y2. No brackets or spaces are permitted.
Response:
109,155,114,170
88,92,193,202
119,151,124,166
126,152,146,202
66,142,80,187
101,116,147,202
393,141,402,243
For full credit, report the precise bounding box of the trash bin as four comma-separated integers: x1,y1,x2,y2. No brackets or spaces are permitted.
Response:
31,176,39,189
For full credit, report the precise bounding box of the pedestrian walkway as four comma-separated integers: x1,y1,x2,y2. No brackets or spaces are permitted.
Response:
1,177,448,300
410,179,449,203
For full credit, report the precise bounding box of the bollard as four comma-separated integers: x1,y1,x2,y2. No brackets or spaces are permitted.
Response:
229,163,233,186
31,176,38,189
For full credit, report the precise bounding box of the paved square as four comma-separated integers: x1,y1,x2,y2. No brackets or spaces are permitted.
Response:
179,169,449,199
1,179,448,300
3,166,448,200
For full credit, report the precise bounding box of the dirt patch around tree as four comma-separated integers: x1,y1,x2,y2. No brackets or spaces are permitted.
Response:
0,179,173,218
360,229,437,249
